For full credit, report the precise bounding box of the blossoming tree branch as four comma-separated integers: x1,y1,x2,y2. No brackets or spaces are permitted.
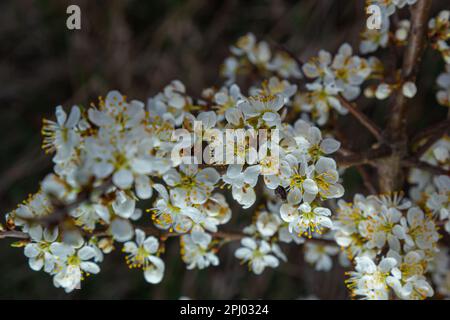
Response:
1,0,450,299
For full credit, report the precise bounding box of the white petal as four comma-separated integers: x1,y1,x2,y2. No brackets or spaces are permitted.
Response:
190,187,207,204
24,244,40,258
235,248,252,260
197,111,217,129
55,106,67,126
78,246,96,260
110,218,134,242
287,188,302,205
196,168,220,185
320,138,340,154
50,242,74,257
303,179,319,195
135,175,153,199
280,204,297,222
135,229,146,245
29,225,43,242
113,169,134,189
112,194,136,219
80,262,100,274
379,257,397,273
130,158,154,175
29,258,44,271
123,242,137,254
263,255,279,268
143,236,159,254
144,256,165,284
402,81,417,98
43,227,59,242
94,204,111,223
66,106,81,128
241,237,257,250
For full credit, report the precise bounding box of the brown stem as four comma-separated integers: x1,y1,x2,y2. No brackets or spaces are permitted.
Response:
389,0,431,132
402,159,450,176
0,230,30,240
378,0,432,193
0,227,336,247
335,146,391,169
338,95,383,142
411,119,450,157
411,119,450,146
28,178,113,227
271,41,305,70
356,166,378,194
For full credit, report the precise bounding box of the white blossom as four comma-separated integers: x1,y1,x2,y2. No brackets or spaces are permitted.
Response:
235,237,280,274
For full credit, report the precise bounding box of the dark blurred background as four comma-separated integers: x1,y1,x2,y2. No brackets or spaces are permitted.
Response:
0,0,447,299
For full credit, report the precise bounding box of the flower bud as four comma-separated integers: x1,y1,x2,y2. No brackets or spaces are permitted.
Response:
375,83,392,100
402,81,417,98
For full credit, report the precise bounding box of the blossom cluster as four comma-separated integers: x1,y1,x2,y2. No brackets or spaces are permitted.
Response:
360,0,418,54
428,10,450,64
299,43,373,125
4,72,344,292
335,193,442,299
1,2,449,300
221,32,302,84
361,8,450,104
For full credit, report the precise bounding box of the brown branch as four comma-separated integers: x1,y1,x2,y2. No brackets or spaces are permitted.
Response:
356,166,378,194
145,229,338,246
337,95,383,142
378,0,433,193
271,41,305,70
335,146,391,169
411,119,450,146
386,0,432,138
402,159,450,176
30,178,113,227
411,119,450,157
0,230,29,240
0,225,336,247
213,230,246,241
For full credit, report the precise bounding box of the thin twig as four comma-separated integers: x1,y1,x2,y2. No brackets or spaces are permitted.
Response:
356,166,377,194
411,119,450,146
411,119,450,157
271,41,305,70
387,0,432,140
386,0,433,138
337,95,383,142
335,146,391,169
402,159,450,176
29,178,113,227
0,230,29,240
0,226,336,247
